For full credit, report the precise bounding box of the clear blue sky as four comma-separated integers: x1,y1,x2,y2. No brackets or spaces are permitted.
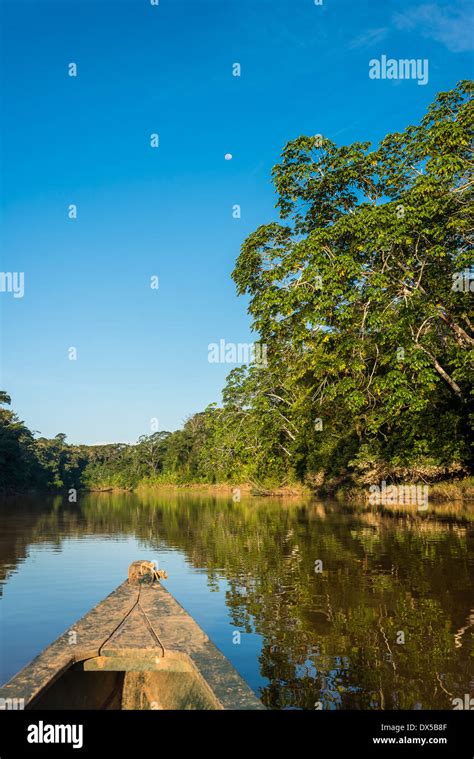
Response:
1,0,472,444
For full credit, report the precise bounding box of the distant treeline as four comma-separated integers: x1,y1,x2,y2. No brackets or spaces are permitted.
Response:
1,82,472,494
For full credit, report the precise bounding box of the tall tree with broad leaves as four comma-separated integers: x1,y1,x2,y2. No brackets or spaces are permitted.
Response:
232,81,473,481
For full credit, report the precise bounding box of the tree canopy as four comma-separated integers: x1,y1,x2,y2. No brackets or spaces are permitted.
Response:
1,82,472,493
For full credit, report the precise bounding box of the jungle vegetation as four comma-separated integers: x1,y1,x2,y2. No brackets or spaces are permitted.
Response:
1,82,472,494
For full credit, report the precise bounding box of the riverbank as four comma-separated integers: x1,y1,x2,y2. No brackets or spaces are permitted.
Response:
340,477,474,503
130,476,474,505
4,476,473,510
134,481,310,497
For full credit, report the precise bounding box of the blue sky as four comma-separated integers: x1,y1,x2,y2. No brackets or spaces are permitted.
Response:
1,0,472,444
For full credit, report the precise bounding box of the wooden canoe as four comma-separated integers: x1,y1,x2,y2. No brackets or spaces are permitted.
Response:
0,565,264,710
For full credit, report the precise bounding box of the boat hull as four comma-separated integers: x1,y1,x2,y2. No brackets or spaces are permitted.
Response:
0,581,264,710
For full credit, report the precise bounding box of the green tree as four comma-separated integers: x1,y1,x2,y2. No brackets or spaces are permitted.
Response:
0,392,39,490
232,81,473,483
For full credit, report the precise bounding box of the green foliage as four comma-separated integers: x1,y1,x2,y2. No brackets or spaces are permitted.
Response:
0,393,40,490
231,80,473,485
0,83,472,493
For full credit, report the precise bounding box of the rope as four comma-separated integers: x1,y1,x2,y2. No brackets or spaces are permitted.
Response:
98,575,166,658
136,593,166,658
97,590,140,657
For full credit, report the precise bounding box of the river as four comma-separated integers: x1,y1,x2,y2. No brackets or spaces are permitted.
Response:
0,491,472,709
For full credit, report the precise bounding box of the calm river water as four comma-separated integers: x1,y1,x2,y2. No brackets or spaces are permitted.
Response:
0,492,472,709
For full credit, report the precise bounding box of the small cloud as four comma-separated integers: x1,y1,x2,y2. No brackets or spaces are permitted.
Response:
393,2,474,52
350,27,388,49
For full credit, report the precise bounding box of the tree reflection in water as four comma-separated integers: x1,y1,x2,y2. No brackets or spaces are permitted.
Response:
0,492,472,709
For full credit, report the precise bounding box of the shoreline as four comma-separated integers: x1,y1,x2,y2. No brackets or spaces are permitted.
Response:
94,477,474,503
3,478,473,514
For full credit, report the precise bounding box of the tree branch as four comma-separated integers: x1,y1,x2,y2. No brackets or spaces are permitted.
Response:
415,343,463,398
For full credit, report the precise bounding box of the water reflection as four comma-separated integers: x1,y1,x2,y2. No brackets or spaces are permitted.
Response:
0,492,472,709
